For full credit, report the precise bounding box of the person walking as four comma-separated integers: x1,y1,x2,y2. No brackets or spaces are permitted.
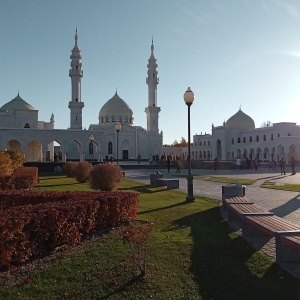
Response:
279,157,286,175
213,157,219,171
175,157,181,173
291,156,296,175
167,156,171,173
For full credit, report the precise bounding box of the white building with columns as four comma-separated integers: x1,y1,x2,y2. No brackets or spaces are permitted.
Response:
189,109,300,164
0,31,163,162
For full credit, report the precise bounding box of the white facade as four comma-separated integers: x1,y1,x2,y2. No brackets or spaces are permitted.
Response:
0,31,163,162
163,109,300,164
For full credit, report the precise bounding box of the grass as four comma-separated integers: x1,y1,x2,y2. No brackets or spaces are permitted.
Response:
262,181,300,192
1,175,300,299
193,175,256,185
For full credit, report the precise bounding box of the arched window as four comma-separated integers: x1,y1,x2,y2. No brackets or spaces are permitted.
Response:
24,123,30,128
119,116,122,122
277,133,280,137
237,137,241,143
232,137,234,145
271,134,273,141
208,140,210,146
195,142,197,146
256,135,259,142
250,136,252,142
200,141,202,146
106,116,109,122
204,141,206,146
112,116,115,122
108,142,113,154
243,137,246,143
263,134,266,141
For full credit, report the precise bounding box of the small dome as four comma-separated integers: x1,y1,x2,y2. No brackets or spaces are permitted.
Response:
99,92,133,125
225,109,255,130
1,94,35,113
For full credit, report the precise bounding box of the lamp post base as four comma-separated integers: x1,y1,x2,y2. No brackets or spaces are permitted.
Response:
186,173,195,202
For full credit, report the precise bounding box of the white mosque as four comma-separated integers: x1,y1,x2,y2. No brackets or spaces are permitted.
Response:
0,31,163,162
1,31,299,165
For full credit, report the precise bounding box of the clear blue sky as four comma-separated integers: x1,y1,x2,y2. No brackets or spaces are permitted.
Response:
1,0,300,145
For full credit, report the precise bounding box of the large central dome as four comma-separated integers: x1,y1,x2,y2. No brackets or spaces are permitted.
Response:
99,92,133,125
225,109,255,130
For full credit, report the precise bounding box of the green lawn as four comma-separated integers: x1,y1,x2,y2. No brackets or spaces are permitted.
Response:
1,175,300,299
262,181,300,192
194,175,256,185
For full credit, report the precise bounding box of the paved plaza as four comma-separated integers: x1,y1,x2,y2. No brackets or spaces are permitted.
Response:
124,165,300,277
124,166,300,226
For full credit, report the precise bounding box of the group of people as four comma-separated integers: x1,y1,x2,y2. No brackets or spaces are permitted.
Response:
166,155,182,173
149,154,164,165
238,156,297,175
278,156,297,175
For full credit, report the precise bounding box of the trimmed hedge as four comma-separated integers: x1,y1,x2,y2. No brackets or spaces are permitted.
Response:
0,167,38,190
0,191,139,270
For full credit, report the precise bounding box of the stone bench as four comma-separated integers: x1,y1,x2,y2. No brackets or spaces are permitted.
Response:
276,231,300,264
150,173,163,186
156,178,179,190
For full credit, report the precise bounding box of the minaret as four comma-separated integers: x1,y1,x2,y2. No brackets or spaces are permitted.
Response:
68,28,84,130
145,38,160,133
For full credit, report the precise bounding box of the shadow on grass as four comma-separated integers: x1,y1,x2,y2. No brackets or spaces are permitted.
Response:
99,275,143,300
171,207,300,299
118,184,167,194
138,201,188,215
36,182,83,188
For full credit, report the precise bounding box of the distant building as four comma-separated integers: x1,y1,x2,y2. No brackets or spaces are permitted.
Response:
0,31,162,162
164,109,300,163
193,109,300,163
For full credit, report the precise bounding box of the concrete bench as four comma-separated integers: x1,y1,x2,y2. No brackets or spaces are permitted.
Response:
276,231,300,264
150,173,163,186
156,178,179,190
222,185,246,200
242,214,300,238
241,214,300,264
227,203,273,225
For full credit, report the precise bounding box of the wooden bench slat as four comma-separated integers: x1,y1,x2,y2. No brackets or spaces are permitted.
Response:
243,215,300,237
228,203,269,215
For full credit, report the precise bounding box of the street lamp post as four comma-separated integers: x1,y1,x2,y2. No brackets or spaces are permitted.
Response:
115,122,122,166
184,87,195,202
89,135,94,163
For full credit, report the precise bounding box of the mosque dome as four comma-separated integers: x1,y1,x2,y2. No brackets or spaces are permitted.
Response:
225,109,255,130
0,94,35,113
99,92,134,125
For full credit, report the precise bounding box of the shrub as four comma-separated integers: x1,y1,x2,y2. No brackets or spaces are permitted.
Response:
6,150,24,171
0,152,13,177
73,162,92,183
62,162,77,177
90,163,123,191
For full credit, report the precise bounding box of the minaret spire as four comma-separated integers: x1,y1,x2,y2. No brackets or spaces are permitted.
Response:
68,29,84,130
75,26,78,48
145,38,160,133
